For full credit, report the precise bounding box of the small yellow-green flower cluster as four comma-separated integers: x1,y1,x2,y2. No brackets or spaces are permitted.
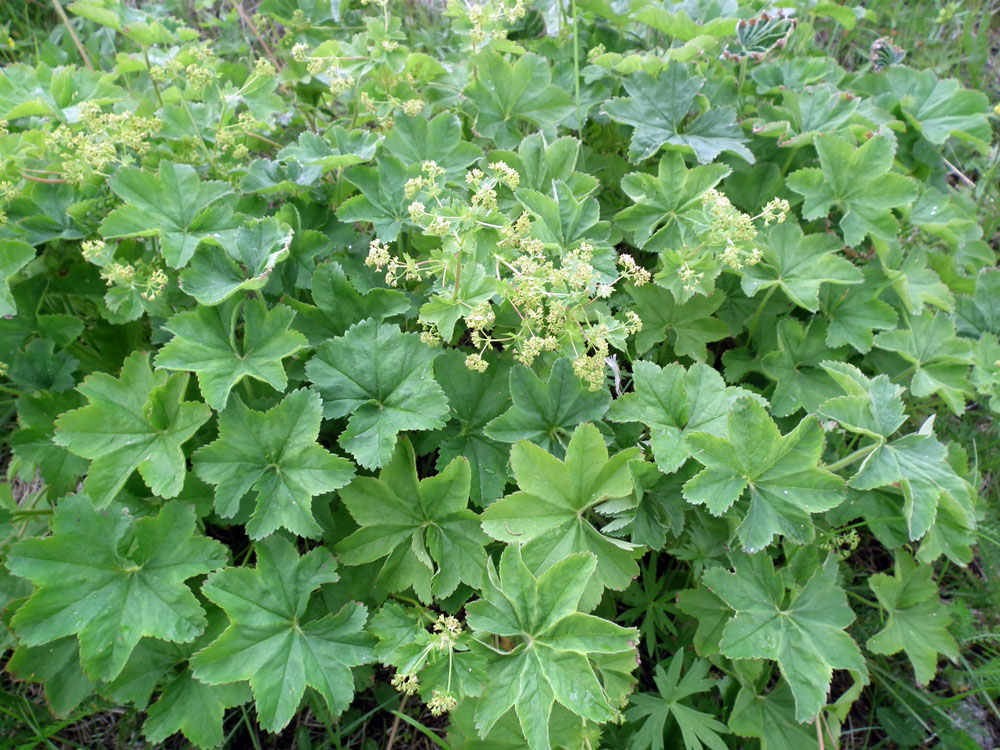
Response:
367,160,649,389
447,0,527,48
50,103,160,183
390,670,420,696
85,239,168,302
433,614,463,648
428,690,458,716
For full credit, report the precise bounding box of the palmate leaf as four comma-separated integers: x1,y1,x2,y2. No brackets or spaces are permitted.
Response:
760,318,850,417
682,397,844,552
481,423,641,607
306,318,449,469
616,153,730,253
464,52,574,149
193,389,355,539
851,66,991,150
99,161,239,268
336,154,412,242
867,553,958,685
602,65,754,164
155,295,308,411
849,423,975,542
485,358,610,457
53,352,211,507
625,649,728,750
820,277,898,353
190,536,374,733
703,553,866,722
740,221,862,311
99,608,251,748
336,437,488,602
7,497,227,682
727,681,819,750
381,113,483,183
786,133,917,247
466,544,638,750
606,362,752,474
626,284,728,360
276,126,381,171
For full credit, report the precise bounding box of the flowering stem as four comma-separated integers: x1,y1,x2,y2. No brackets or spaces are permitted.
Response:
51,0,94,71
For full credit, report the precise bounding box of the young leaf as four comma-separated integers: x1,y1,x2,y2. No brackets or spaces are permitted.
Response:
432,351,513,505
193,389,355,540
785,133,917,247
53,352,211,506
873,310,973,414
179,217,293,305
466,545,638,750
606,362,751,474
481,423,641,602
683,397,844,552
740,221,862,311
155,296,307,411
190,536,374,733
703,553,866,722
7,497,226,682
276,126,380,171
0,240,34,316
817,361,907,440
848,424,974,541
99,161,238,268
852,66,991,150
485,358,610,456
867,553,959,685
602,66,753,164
306,318,449,469
336,437,487,602
625,649,729,750
464,52,574,149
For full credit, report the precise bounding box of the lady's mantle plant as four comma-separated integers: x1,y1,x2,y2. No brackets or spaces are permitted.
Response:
0,0,996,748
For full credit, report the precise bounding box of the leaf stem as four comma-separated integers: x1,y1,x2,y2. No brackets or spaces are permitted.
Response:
825,442,878,473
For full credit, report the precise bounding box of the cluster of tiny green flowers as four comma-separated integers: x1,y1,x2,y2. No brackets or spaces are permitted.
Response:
85,239,168,302
215,111,265,160
428,690,458,716
433,614,463,648
390,670,420,696
668,189,790,296
0,178,17,226
368,160,647,389
99,261,168,302
447,0,527,48
50,103,160,183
